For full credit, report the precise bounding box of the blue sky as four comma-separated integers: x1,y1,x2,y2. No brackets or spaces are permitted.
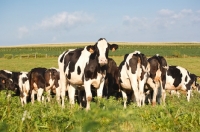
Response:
1,1,200,46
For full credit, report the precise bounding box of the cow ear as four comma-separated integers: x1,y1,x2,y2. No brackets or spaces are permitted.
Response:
86,45,95,54
109,44,118,52
2,79,5,84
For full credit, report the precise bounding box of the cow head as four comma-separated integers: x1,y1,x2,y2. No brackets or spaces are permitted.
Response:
93,38,118,66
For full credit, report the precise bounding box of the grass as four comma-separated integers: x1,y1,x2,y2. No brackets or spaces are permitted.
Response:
1,91,200,132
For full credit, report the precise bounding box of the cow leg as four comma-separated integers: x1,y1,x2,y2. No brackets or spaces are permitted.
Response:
130,79,140,107
152,82,158,106
56,86,61,104
121,90,127,108
97,79,105,98
139,80,145,106
161,89,166,106
20,96,24,107
147,78,157,106
31,90,35,104
46,89,51,102
68,84,76,106
187,90,191,102
37,88,44,102
60,72,67,108
84,80,92,111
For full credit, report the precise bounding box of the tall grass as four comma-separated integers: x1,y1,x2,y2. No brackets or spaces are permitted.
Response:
1,91,200,132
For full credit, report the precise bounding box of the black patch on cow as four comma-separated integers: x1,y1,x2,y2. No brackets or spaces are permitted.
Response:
148,55,168,89
98,38,104,41
67,72,71,79
167,66,182,87
185,76,188,82
60,50,68,63
22,77,28,84
84,58,98,81
63,48,83,74
126,62,129,70
129,54,138,74
77,66,81,75
118,54,129,71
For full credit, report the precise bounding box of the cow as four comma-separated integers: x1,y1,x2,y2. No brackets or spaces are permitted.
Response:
164,66,195,102
0,76,15,92
167,73,200,98
58,38,118,110
145,54,168,106
48,67,61,104
0,70,21,96
18,72,30,106
196,83,200,93
118,51,150,108
103,58,121,99
0,70,30,106
29,67,60,104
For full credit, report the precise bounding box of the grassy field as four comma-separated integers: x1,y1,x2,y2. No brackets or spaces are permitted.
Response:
0,43,200,131
0,56,200,76
1,42,200,58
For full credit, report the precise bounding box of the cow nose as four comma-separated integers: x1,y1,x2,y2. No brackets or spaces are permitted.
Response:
99,58,108,66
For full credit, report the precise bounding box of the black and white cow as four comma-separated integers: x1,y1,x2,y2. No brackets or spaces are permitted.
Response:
104,58,121,99
167,72,200,98
58,38,118,110
145,54,168,106
29,67,60,104
119,51,150,108
0,70,20,96
0,70,30,106
0,76,15,92
18,72,30,106
165,66,194,102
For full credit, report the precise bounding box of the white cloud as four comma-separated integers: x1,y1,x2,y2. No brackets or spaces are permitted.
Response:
123,9,200,30
37,11,94,30
18,26,29,39
158,9,174,17
123,16,148,31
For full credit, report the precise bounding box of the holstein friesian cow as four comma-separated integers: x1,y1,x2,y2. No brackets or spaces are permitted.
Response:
58,38,118,110
0,70,30,106
165,66,194,102
119,51,150,108
29,67,60,104
0,70,21,96
104,58,121,99
18,72,30,106
168,73,200,98
0,76,15,92
145,54,168,106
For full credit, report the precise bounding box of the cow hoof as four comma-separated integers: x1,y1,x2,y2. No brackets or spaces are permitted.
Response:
152,102,156,106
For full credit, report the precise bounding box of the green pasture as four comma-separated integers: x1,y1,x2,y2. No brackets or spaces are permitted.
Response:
0,56,200,77
0,43,200,131
1,42,200,58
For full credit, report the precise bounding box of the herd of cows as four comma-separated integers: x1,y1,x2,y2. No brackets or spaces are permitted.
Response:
0,38,200,110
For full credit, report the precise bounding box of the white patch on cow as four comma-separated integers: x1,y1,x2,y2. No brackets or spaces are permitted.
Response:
18,72,30,106
97,39,108,65
133,50,141,54
3,70,12,74
66,46,92,85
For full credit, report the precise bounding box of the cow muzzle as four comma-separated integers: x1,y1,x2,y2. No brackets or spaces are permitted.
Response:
99,57,108,66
